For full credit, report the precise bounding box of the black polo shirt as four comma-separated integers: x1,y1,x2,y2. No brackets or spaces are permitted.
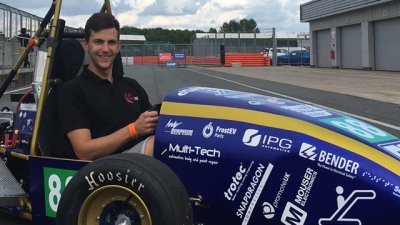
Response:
57,66,151,158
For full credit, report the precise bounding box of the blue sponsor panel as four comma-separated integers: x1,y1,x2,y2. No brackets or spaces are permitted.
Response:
29,157,87,225
154,87,400,225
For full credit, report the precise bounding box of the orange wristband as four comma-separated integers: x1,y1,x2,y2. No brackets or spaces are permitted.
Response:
128,123,138,138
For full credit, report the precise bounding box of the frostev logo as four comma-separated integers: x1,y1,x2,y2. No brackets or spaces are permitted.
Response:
299,143,317,161
202,122,214,138
243,129,262,147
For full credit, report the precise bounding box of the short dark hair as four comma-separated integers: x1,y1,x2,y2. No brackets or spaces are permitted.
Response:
84,13,120,42
21,28,27,34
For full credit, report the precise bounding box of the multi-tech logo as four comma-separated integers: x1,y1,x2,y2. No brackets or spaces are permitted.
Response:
378,141,400,159
299,143,318,161
242,129,292,153
281,202,308,225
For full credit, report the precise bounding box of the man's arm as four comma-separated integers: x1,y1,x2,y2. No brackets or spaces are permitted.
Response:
67,110,158,160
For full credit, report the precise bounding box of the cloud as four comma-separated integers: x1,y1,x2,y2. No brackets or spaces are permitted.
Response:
1,0,310,33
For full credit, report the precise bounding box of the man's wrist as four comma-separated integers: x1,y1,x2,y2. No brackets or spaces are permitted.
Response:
128,123,138,138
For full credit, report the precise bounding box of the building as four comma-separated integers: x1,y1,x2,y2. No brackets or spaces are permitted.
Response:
301,0,400,71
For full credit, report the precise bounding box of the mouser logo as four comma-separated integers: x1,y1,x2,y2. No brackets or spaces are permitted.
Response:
299,143,317,161
164,119,193,136
281,202,308,225
243,129,293,153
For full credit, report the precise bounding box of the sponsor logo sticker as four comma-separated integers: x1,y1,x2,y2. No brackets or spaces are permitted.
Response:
320,117,397,143
281,104,332,118
43,167,77,218
202,122,237,139
281,202,308,225
161,143,220,166
378,141,400,159
164,119,193,136
299,143,360,179
242,129,293,153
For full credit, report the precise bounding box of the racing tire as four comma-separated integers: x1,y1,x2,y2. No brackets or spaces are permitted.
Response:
56,153,193,225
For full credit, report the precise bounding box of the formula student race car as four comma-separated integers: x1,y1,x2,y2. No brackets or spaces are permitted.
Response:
0,1,399,225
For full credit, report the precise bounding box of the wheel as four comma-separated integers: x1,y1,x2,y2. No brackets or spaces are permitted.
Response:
56,154,193,225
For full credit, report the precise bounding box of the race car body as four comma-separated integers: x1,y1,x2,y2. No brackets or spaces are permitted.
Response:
154,86,400,225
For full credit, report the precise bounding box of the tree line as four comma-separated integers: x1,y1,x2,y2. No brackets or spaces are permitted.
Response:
120,18,258,44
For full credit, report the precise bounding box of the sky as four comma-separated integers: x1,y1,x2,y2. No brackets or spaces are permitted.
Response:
2,0,310,33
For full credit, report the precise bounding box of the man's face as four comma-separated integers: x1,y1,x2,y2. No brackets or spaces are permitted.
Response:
84,28,121,75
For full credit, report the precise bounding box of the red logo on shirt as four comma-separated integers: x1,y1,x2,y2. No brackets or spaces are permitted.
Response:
124,93,138,104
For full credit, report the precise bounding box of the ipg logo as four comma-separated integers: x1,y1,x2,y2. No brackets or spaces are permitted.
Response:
242,129,293,153
242,129,262,147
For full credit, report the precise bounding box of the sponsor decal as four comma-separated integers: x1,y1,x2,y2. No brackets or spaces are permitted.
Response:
299,143,359,179
164,119,193,136
236,163,274,225
248,97,287,106
362,172,398,198
394,186,400,198
281,202,308,225
202,122,237,139
273,172,291,209
299,143,317,161
161,143,220,166
378,141,400,159
224,162,252,201
318,186,376,225
320,117,397,143
281,104,332,118
242,129,292,153
281,167,316,225
243,129,262,147
262,202,275,219
295,168,317,207
43,167,77,217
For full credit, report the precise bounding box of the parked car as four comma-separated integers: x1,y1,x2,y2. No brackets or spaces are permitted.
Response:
277,50,310,65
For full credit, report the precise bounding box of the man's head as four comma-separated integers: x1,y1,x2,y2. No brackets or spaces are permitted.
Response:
21,28,27,34
84,13,120,42
83,13,121,78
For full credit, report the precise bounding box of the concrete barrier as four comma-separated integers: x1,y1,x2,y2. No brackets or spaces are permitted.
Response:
0,69,33,89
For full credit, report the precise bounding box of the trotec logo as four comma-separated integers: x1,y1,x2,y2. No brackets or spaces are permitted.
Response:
299,143,317,161
243,129,262,147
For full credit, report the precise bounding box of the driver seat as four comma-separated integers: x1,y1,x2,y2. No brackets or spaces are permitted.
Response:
38,39,85,158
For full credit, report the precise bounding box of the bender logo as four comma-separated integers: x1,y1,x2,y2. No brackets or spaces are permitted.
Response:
299,143,318,161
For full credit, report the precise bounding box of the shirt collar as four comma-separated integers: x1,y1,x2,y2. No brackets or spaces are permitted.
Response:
81,65,122,84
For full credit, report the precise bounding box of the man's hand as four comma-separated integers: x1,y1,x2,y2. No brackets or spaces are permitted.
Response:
134,111,159,136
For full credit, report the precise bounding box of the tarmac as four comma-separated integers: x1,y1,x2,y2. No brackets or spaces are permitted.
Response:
206,66,400,105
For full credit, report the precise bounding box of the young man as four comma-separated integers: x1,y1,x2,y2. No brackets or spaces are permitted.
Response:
58,13,158,160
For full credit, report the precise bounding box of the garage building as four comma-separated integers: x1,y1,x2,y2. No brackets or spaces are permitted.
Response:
300,0,400,71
